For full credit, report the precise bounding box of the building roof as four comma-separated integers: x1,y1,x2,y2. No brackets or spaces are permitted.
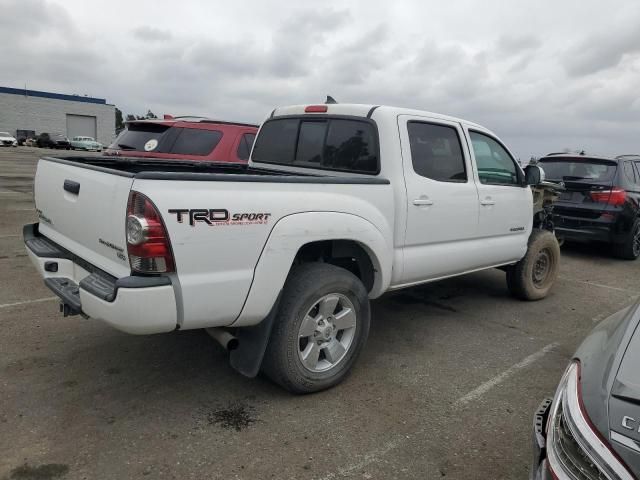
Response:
0,86,106,105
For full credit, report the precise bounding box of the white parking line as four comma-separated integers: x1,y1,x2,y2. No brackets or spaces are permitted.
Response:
0,234,20,239
0,297,57,309
454,343,559,407
317,343,559,479
317,437,405,480
559,276,637,294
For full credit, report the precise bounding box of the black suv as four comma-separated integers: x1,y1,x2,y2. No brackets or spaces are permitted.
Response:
539,153,640,259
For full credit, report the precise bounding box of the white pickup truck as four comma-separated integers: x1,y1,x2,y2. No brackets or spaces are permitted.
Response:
24,103,559,393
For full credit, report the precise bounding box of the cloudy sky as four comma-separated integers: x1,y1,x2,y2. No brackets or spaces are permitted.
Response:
1,0,639,159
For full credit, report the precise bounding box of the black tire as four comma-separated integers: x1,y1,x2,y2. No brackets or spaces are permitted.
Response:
506,230,560,301
612,219,640,260
262,263,370,394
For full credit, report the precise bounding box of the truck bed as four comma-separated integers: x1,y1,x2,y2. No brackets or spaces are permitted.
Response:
45,156,390,184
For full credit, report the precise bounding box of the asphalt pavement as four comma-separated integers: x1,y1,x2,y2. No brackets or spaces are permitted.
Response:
1,147,638,480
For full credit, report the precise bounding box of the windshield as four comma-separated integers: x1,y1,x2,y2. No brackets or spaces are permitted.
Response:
110,124,222,156
539,157,617,182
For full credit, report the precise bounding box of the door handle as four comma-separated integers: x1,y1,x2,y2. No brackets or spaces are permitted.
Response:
63,179,80,195
413,198,434,206
480,198,495,206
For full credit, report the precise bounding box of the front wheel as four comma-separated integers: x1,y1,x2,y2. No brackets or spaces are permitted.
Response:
262,263,370,394
506,230,560,301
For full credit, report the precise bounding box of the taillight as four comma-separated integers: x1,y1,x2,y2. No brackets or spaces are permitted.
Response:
590,188,627,206
126,191,174,273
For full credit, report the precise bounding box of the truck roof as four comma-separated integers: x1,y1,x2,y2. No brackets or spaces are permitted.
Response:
271,103,487,131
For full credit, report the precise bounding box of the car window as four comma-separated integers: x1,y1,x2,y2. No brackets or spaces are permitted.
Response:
252,117,378,174
169,128,222,156
623,161,638,186
469,131,519,185
407,121,466,182
539,158,617,182
236,133,256,161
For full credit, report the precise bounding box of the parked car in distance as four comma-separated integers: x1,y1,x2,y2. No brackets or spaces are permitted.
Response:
36,133,71,150
24,102,558,393
16,129,35,146
539,153,640,259
0,131,18,147
70,136,102,151
531,302,640,479
103,116,258,163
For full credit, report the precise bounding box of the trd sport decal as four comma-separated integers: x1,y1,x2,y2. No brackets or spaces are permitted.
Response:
168,209,271,226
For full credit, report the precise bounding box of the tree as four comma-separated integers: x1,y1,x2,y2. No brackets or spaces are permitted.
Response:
125,114,136,122
115,108,124,131
146,110,158,119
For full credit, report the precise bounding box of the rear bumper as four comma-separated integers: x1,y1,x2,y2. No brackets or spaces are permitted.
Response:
554,215,614,243
24,223,178,334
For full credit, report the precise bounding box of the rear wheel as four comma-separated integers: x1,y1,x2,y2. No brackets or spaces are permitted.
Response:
612,219,640,260
262,263,370,394
506,230,560,300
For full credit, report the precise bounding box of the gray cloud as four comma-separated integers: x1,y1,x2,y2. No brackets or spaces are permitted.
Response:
2,0,640,158
564,25,640,76
132,26,173,42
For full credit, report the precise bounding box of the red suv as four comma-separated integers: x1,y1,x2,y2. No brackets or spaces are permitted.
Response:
104,116,258,163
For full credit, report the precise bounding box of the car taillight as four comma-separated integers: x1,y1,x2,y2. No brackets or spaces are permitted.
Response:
590,188,627,206
126,191,174,274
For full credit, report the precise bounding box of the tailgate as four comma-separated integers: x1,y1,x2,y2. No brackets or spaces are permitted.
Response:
540,158,617,219
34,158,133,278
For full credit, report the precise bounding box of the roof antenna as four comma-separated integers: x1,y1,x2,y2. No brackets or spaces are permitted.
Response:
325,95,338,104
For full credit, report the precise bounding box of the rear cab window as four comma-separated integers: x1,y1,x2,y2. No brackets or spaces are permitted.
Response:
252,117,379,174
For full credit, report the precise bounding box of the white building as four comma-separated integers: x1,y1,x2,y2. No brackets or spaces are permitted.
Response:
0,86,115,146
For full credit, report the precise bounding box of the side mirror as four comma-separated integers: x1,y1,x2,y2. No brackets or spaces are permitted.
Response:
524,165,545,186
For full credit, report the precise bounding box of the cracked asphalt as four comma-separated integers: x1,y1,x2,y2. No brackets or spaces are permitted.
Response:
1,147,638,479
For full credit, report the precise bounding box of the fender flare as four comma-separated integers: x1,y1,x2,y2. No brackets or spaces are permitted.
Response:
231,211,392,327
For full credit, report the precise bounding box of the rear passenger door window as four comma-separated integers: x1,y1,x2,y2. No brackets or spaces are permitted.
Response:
236,133,256,161
407,121,467,182
623,161,637,185
469,131,520,185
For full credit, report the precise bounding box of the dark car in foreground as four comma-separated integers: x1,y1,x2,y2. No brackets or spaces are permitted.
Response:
532,302,640,479
103,116,258,163
539,153,640,259
36,133,71,149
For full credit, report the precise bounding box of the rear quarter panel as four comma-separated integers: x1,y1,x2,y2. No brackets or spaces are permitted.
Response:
131,178,395,329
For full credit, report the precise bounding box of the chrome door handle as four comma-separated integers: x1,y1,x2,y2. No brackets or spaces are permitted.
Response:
413,198,434,206
480,199,495,206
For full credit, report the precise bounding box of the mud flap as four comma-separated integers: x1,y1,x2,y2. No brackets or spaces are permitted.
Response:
229,292,282,378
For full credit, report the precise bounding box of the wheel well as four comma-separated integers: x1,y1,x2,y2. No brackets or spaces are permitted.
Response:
293,240,376,292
